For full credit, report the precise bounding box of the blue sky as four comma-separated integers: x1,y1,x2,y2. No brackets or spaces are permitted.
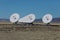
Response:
0,0,60,19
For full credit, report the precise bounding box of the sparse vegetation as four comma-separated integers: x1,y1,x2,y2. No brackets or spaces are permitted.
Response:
0,24,60,40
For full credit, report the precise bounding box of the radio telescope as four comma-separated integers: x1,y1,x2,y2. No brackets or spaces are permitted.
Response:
18,14,35,23
10,13,20,24
42,14,53,24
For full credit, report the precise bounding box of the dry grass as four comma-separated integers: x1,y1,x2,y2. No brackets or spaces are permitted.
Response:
0,28,60,40
0,22,60,40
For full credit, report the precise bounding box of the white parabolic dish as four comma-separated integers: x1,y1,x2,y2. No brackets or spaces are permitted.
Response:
10,13,20,23
18,14,35,23
42,14,52,24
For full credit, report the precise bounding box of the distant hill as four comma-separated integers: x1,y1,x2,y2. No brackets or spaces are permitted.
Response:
52,18,60,23
35,18,60,23
0,18,60,22
0,19,9,22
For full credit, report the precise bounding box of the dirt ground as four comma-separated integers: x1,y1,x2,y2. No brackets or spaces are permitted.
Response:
0,30,60,40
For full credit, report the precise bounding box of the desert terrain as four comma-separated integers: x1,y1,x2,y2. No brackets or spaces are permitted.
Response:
0,25,60,40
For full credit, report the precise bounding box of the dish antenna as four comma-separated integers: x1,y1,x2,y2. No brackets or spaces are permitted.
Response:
18,14,35,23
10,13,20,24
42,14,52,24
